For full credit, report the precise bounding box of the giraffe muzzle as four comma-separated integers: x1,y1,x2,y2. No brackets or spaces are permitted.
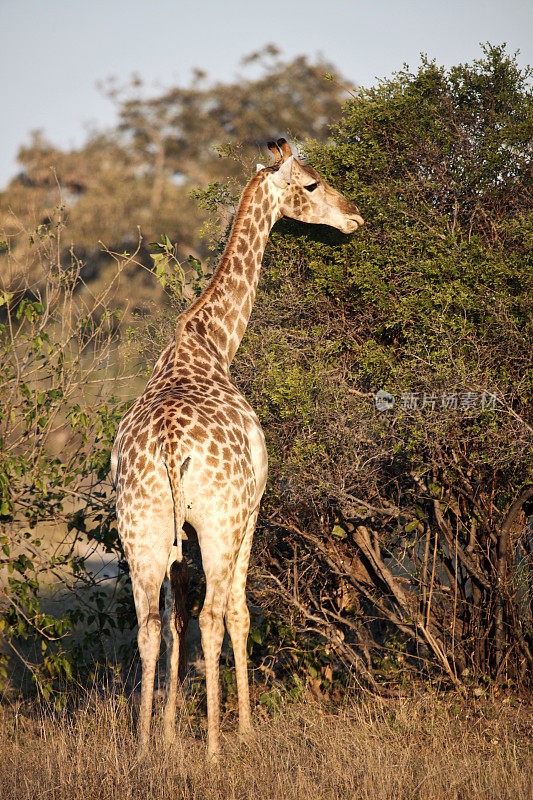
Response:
342,214,365,233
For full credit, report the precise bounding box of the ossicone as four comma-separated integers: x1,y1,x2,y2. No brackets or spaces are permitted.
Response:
267,137,292,165
276,138,292,160
267,141,282,164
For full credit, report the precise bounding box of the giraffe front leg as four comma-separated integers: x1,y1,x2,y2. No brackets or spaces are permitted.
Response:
225,511,257,738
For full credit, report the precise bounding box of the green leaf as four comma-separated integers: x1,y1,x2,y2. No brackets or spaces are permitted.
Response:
331,524,347,540
404,520,419,533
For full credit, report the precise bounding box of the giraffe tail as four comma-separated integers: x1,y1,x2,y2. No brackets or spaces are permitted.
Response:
168,558,189,681
163,449,190,678
163,451,190,566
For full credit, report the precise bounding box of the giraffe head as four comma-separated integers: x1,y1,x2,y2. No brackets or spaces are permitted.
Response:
257,138,364,234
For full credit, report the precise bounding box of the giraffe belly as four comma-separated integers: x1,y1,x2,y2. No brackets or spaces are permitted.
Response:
246,420,268,508
180,418,266,546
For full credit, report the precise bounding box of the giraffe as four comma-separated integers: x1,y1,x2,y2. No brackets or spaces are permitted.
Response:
110,139,364,759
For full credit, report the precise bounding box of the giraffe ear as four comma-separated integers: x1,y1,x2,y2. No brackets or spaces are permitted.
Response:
271,156,293,188
256,163,265,172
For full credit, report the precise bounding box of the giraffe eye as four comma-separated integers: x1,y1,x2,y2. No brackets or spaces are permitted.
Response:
303,182,319,192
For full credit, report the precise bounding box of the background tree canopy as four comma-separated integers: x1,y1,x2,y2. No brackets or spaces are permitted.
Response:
0,47,349,298
0,44,531,699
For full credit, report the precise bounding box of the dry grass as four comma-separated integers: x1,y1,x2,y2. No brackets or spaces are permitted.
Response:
1,687,531,800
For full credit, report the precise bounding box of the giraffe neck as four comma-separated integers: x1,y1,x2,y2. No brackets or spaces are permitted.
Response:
178,173,277,369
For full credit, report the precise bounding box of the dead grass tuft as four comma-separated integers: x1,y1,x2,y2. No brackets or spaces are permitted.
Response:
1,688,531,799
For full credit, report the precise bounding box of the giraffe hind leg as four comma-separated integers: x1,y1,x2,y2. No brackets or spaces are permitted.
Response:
124,517,174,756
199,577,228,760
133,576,164,758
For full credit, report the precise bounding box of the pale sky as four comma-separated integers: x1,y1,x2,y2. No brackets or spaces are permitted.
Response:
1,0,532,188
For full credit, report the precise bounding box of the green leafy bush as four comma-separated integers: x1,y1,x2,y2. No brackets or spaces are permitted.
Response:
235,44,533,691
0,216,135,700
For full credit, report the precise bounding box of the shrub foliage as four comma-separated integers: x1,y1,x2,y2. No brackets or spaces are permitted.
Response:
0,217,133,699
237,44,533,692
